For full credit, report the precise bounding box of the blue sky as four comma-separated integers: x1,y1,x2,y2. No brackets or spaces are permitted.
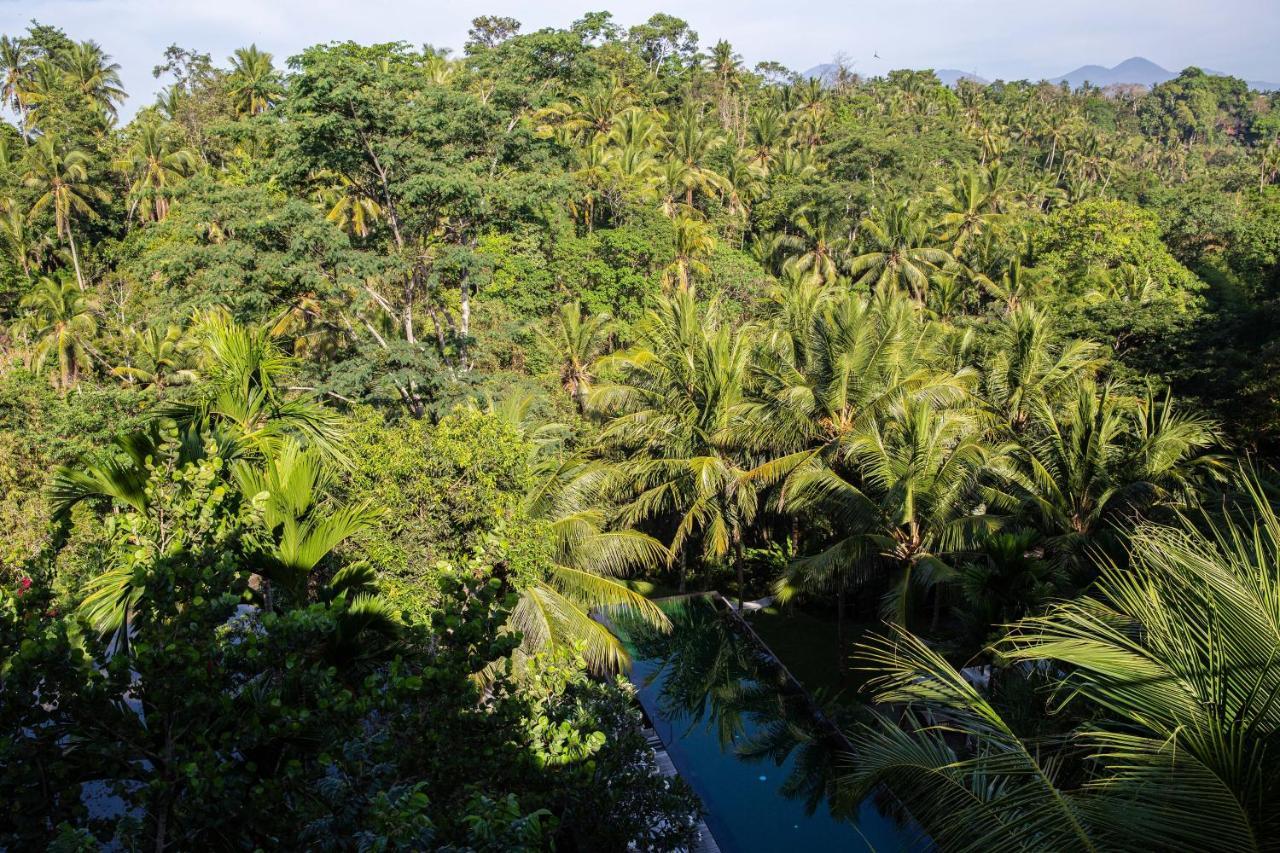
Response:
4,0,1278,116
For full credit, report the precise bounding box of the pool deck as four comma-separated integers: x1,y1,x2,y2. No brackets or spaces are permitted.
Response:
643,725,722,853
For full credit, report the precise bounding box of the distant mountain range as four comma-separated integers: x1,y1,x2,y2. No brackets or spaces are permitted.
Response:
802,57,1277,92
1050,57,1276,91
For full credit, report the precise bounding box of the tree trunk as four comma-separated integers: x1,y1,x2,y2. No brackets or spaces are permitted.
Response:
67,230,86,291
458,272,471,370
679,545,689,593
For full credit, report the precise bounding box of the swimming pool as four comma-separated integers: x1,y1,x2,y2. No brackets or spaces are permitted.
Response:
619,595,926,853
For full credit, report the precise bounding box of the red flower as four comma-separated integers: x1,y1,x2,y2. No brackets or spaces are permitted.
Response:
16,576,31,596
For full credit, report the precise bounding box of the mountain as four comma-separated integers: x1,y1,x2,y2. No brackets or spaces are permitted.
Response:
1050,56,1278,91
935,69,989,86
803,57,1277,92
1051,57,1177,88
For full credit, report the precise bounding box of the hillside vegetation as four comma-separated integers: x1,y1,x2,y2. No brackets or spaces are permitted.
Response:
1,13,1279,851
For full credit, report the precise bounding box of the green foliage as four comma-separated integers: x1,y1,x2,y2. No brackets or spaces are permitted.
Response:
5,12,1280,849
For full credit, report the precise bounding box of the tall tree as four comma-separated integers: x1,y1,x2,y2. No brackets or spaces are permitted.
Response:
227,44,282,116
22,136,106,289
13,274,99,390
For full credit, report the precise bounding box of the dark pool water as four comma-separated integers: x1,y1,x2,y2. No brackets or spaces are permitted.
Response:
619,595,925,853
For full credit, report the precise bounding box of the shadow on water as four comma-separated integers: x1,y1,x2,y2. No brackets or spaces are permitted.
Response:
616,595,926,853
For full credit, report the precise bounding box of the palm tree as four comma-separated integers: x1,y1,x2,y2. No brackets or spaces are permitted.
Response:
0,35,31,140
13,275,98,391
743,291,976,648
23,137,107,290
747,105,786,171
466,393,671,673
935,170,1007,256
0,202,47,278
60,40,126,122
111,324,199,392
719,149,765,223
590,289,756,594
606,106,667,152
533,79,633,145
115,120,198,223
231,440,381,600
537,302,612,413
779,398,1000,629
979,258,1038,311
981,303,1105,430
516,460,672,673
848,470,1280,852
1005,381,1224,567
16,59,64,135
227,45,283,117
313,172,383,238
663,214,715,291
772,146,821,180
777,204,852,287
165,311,345,459
76,438,380,643
849,201,951,302
668,105,725,208
1259,139,1280,189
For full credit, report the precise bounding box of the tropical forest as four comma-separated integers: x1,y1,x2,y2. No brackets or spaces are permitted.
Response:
1,10,1279,852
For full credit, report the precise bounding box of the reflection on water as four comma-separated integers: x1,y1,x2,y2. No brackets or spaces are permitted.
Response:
618,596,924,853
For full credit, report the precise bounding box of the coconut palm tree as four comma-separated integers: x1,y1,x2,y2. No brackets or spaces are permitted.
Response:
719,149,765,223
849,200,951,303
590,289,756,594
515,459,672,673
979,258,1038,311
227,45,283,117
0,202,48,278
537,301,612,413
935,169,1007,256
747,105,786,171
667,105,725,208
981,303,1105,430
469,393,671,673
23,136,108,290
0,35,31,139
116,120,198,223
663,213,715,291
1004,380,1224,567
743,291,976,649
779,398,1001,629
777,204,852,287
60,40,126,122
15,58,65,135
607,106,667,152
848,470,1280,852
535,79,633,144
13,275,98,391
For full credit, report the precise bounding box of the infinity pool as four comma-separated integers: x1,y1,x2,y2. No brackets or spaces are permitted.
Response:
619,595,925,853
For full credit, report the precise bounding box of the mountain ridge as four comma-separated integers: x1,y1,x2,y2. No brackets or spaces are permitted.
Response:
802,57,1277,91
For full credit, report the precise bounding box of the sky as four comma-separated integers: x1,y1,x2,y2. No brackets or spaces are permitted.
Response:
4,0,1279,117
